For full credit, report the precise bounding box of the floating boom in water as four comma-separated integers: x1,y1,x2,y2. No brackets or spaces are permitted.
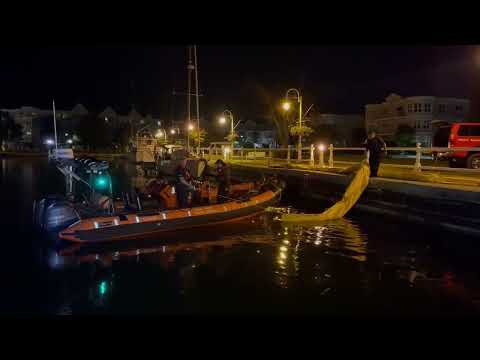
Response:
281,160,370,222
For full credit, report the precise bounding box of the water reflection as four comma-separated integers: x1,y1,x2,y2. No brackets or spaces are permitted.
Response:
268,217,368,290
3,157,480,315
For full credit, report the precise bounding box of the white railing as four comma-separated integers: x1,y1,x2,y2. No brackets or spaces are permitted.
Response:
198,144,480,173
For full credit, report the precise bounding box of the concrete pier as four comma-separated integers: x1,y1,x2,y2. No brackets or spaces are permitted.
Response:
229,162,480,237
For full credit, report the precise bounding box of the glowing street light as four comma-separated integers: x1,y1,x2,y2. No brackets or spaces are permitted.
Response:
188,123,194,131
67,139,73,145
218,110,240,151
45,138,54,146
283,88,303,160
170,129,176,135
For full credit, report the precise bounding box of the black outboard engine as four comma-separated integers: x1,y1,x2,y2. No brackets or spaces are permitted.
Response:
33,195,80,232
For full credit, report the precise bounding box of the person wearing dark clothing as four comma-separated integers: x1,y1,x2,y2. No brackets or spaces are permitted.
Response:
175,159,195,208
364,130,386,177
215,159,231,203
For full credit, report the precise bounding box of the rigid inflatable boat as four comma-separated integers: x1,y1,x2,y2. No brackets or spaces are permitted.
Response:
58,185,282,243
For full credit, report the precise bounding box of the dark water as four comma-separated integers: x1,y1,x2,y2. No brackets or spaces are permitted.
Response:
2,157,480,316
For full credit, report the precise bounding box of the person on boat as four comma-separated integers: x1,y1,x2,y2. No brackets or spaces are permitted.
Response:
215,159,231,203
175,159,195,208
364,129,386,177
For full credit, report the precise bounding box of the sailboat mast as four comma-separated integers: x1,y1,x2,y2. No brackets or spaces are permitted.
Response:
193,45,200,155
53,99,58,151
187,46,193,125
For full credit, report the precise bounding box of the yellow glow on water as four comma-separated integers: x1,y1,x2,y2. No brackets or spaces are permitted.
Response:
280,246,287,252
279,253,287,260
283,240,290,245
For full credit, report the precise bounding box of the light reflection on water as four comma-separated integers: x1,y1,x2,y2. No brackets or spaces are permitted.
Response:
2,157,480,315
44,213,480,315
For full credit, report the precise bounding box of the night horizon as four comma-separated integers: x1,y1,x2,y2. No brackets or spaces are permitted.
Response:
2,45,480,120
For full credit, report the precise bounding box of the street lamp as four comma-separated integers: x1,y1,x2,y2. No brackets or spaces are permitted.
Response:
218,110,240,150
283,88,303,160
282,102,291,111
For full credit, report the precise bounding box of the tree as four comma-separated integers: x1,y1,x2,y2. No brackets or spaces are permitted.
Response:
394,124,416,147
252,83,290,148
190,128,207,147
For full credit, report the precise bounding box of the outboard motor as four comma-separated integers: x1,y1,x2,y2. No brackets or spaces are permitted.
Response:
34,196,80,232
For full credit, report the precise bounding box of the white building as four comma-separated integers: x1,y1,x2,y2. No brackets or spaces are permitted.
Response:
365,94,470,146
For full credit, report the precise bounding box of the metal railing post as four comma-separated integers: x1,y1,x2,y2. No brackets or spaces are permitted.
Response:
310,144,314,167
287,145,291,165
320,147,325,168
328,144,334,168
414,142,422,172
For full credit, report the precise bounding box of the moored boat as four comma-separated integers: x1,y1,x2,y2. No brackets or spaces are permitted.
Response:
59,184,282,243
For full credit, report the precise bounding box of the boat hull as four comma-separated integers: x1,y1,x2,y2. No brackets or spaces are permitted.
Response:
59,188,281,243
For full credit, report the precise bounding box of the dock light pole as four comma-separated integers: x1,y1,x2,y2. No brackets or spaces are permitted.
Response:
219,110,241,152
282,88,303,161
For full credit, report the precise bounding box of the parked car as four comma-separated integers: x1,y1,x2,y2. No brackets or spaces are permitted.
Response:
436,123,480,168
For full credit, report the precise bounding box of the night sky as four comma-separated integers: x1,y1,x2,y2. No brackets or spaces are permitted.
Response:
2,45,480,122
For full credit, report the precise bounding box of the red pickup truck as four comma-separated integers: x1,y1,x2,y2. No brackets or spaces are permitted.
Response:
436,123,480,168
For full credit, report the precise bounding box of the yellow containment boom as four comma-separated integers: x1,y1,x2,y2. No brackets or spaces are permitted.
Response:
281,160,370,222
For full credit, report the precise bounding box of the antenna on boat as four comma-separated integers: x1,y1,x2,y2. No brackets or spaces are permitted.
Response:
53,99,58,152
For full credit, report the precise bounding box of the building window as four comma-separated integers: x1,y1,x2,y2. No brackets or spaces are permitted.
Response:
423,120,430,129
456,105,463,112
439,104,446,112
414,103,422,113
407,104,412,113
424,103,431,113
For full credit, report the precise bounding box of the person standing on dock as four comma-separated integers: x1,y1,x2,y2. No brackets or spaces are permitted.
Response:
364,130,386,177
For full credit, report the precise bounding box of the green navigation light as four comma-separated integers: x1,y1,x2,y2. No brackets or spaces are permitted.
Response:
99,281,107,295
94,176,109,190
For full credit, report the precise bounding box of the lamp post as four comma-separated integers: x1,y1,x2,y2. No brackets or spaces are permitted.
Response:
219,110,240,151
282,88,303,160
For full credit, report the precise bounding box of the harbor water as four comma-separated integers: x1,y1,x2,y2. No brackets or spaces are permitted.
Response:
2,157,480,316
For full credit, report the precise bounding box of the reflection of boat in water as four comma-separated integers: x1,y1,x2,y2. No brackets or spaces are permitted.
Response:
48,228,275,269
